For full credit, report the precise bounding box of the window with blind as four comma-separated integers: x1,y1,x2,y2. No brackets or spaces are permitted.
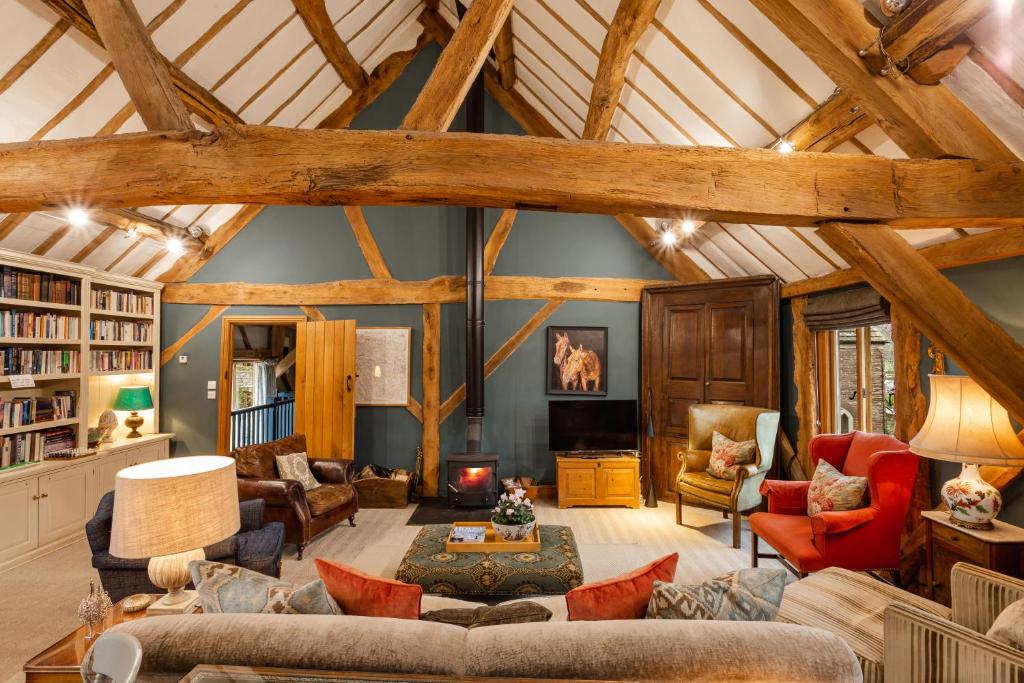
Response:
805,290,896,436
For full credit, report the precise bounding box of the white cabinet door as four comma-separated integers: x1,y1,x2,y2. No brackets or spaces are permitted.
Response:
0,477,39,564
89,452,127,510
39,465,91,546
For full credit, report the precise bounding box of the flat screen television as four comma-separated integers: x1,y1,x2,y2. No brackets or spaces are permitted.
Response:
548,400,638,453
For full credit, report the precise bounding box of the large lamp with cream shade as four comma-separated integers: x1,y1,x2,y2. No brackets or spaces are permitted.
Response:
110,456,239,614
910,374,1024,530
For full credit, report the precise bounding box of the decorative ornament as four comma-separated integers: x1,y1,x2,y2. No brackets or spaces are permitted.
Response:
121,593,152,614
77,581,113,640
97,410,118,443
927,345,946,375
941,463,1002,530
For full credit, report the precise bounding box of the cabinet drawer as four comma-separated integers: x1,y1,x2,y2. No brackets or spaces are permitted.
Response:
932,522,987,561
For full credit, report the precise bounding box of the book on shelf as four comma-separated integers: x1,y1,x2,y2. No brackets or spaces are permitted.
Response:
89,318,151,342
0,348,80,375
0,425,75,468
1,266,79,305
0,390,77,428
90,349,152,372
91,289,153,315
0,310,79,340
449,525,488,543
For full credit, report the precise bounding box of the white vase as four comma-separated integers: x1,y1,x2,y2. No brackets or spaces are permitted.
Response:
491,518,536,541
941,463,1002,530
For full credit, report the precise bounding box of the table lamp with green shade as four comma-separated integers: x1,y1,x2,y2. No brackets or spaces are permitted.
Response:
113,386,153,438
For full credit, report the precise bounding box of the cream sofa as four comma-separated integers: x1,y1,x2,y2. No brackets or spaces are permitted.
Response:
112,593,863,682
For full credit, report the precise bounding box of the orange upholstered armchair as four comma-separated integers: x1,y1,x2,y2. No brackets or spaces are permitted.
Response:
749,431,918,580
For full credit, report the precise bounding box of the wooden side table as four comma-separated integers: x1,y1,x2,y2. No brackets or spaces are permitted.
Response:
922,510,1024,606
24,595,187,683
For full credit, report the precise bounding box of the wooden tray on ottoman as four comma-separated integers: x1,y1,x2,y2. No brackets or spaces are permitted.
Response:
445,522,540,553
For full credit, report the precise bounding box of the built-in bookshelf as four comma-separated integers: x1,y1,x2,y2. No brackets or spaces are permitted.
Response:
0,248,162,471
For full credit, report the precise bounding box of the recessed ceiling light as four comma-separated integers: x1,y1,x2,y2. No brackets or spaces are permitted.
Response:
660,229,679,247
776,140,795,154
166,238,184,255
67,208,89,227
681,219,697,236
996,0,1015,13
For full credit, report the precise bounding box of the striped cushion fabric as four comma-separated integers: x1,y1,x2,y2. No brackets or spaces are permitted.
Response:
778,568,951,683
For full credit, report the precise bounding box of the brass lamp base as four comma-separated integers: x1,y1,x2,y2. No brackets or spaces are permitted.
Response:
124,411,144,438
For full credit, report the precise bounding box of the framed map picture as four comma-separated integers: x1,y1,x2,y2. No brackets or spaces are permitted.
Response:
355,327,411,406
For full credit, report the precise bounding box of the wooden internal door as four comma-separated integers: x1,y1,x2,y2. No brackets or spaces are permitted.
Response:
641,276,779,501
294,320,357,460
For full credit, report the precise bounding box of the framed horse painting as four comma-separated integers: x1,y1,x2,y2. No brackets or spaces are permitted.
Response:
546,326,608,396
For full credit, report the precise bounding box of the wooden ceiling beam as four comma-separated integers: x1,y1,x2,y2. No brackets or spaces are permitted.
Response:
493,16,517,90
749,0,1014,160
584,0,661,140
401,0,515,131
860,0,992,85
163,275,667,305
81,0,192,130
41,0,242,126
782,226,1024,297
783,89,872,151
293,0,368,90
2,125,1022,226
817,222,1024,420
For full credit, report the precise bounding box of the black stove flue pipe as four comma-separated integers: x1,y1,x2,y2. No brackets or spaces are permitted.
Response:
461,1,485,454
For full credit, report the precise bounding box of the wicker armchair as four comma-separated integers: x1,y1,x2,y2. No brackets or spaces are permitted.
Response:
884,563,1024,682
87,492,284,602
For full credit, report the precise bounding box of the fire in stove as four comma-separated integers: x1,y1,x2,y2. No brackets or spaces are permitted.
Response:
447,453,499,508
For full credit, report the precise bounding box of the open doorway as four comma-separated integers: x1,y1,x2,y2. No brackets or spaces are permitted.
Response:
217,315,306,453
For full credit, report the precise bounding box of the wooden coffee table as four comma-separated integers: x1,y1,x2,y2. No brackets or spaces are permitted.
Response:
24,595,183,683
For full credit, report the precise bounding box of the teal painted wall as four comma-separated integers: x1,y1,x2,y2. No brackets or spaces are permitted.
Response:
778,256,1024,524
159,44,673,484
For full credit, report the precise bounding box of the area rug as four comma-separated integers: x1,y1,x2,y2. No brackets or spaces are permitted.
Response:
395,524,584,596
406,498,492,525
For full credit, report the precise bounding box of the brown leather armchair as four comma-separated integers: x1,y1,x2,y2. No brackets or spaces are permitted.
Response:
232,433,358,559
675,404,780,549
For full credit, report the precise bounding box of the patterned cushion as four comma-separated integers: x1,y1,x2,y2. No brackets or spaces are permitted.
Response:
190,560,340,615
987,598,1024,650
421,601,553,629
647,568,787,621
807,459,868,516
275,452,320,491
707,431,757,480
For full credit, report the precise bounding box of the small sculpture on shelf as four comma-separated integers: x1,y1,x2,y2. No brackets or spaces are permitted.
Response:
97,410,118,443
77,581,113,640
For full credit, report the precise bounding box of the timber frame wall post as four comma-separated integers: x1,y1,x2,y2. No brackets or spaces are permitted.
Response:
791,296,817,478
421,303,441,497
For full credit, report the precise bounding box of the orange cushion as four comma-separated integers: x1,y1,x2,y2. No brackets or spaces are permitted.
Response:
315,558,422,619
565,553,678,621
748,512,827,573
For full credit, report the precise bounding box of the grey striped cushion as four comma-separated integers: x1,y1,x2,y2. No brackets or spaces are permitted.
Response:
779,568,950,683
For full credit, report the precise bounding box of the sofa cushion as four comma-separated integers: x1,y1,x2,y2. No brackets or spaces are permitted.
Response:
807,459,867,516
233,434,308,480
748,513,827,572
779,566,951,683
987,598,1024,650
707,431,757,480
190,561,339,615
647,568,787,621
275,452,320,491
421,601,553,629
316,557,422,619
305,483,356,516
679,470,735,495
566,553,678,621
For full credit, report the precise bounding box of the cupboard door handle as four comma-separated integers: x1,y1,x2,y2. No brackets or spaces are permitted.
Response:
346,375,353,392
32,494,40,501
40,493,49,498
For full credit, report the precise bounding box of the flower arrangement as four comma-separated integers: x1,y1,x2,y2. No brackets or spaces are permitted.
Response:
492,487,535,525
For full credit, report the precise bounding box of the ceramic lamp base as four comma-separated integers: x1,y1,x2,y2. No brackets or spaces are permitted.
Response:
147,548,203,614
124,411,144,438
941,463,1001,530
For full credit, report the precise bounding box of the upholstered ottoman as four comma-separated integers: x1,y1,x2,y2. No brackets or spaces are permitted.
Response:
395,524,584,596
778,567,951,683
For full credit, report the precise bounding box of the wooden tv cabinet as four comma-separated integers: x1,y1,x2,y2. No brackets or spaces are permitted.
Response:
555,454,640,509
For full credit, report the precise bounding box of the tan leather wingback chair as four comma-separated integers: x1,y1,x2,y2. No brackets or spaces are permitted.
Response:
676,404,780,548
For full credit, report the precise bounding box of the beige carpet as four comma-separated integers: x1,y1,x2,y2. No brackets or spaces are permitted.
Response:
0,500,783,683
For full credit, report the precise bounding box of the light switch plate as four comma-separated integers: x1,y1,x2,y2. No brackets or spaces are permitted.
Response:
207,380,217,390
207,390,216,400
178,355,188,364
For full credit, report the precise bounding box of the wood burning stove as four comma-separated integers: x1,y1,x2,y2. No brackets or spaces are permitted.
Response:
447,452,498,508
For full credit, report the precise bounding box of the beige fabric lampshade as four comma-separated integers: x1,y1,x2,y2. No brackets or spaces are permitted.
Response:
910,374,1024,466
110,456,240,559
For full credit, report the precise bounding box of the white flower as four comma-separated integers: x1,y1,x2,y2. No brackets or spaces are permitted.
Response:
505,508,513,516
523,498,532,506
